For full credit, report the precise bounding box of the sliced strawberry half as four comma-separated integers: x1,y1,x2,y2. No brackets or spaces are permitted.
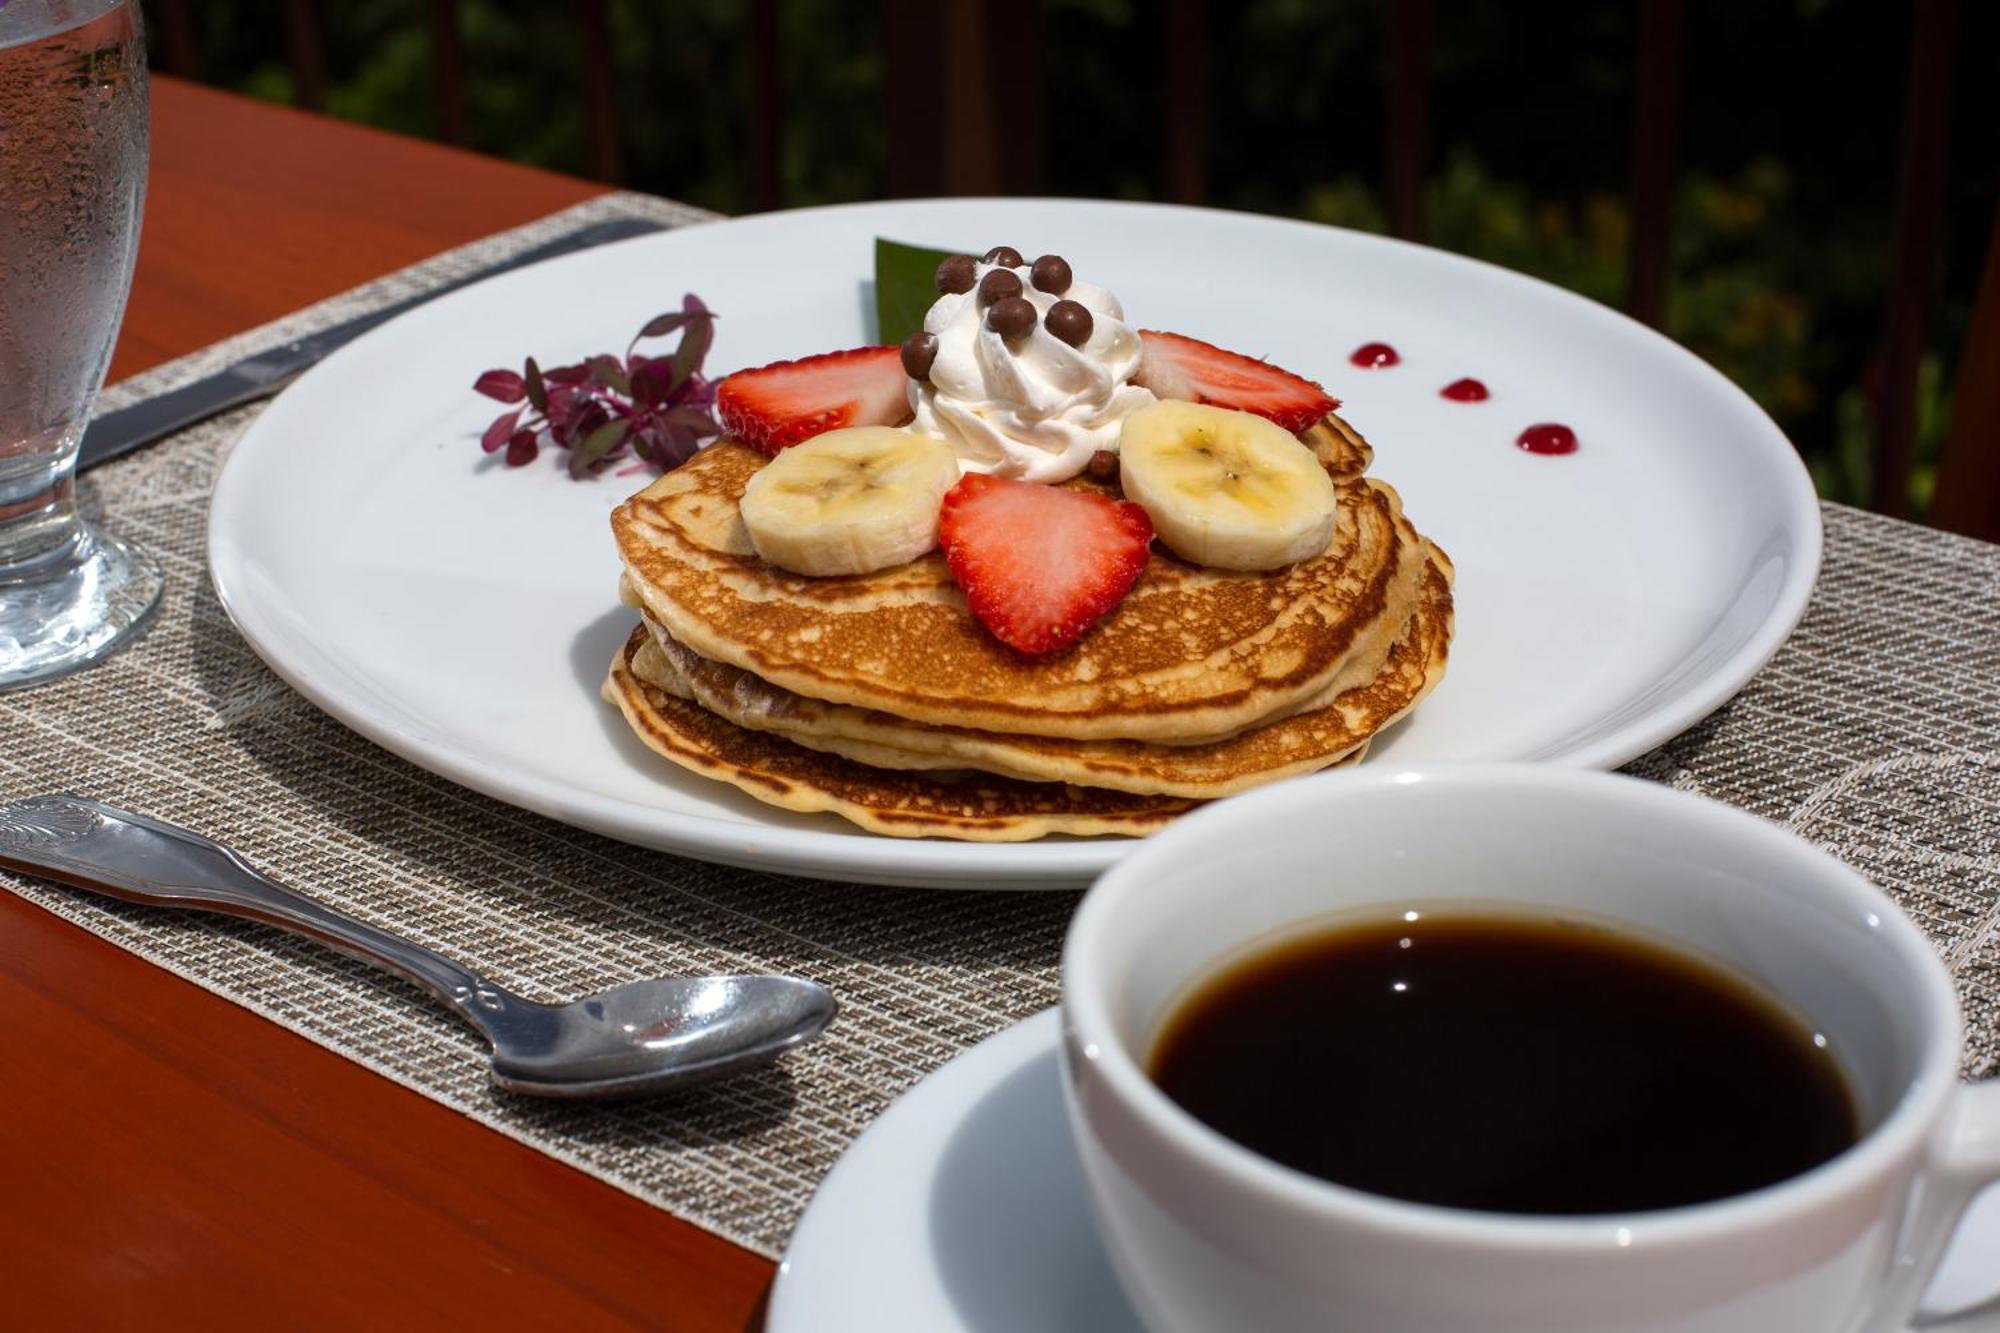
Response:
938,473,1153,656
715,346,912,455
1134,330,1339,435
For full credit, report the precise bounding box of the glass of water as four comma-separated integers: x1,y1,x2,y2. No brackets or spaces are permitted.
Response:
0,0,157,690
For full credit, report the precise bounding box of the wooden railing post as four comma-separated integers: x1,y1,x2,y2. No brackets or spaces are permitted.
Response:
882,0,1042,200
578,0,622,183
881,0,947,197
746,0,783,212
1625,0,1683,329
1163,0,1207,205
1873,0,1959,517
1384,0,1433,241
1384,0,1432,241
284,0,326,111
429,0,466,146
1929,201,2000,541
150,0,201,79
981,0,1045,196
941,2,998,195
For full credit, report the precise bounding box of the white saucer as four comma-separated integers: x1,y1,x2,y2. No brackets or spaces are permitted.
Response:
770,1009,2000,1331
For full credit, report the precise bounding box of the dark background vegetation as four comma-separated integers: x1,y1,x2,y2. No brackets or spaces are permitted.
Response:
153,1,1998,512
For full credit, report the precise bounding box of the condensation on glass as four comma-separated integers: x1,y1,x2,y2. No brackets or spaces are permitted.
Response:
0,0,160,688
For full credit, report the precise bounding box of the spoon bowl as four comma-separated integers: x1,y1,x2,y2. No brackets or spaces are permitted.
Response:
486,973,837,1097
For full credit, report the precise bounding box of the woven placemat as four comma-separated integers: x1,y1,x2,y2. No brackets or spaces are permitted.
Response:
4,191,1998,1260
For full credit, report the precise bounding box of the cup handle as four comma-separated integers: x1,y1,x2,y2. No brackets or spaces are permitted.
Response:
1891,1080,2000,1330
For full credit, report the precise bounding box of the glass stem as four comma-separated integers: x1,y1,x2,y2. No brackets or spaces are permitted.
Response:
0,430,85,579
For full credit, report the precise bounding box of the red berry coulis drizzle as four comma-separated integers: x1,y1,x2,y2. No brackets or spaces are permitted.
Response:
1341,343,1571,454
1516,423,1578,456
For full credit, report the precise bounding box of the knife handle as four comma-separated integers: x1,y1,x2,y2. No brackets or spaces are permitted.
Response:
78,215,669,472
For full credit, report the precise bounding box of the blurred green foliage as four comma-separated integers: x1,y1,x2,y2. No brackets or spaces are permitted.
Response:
157,0,1996,511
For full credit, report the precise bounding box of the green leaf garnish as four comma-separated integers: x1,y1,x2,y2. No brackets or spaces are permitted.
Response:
670,311,714,392
586,354,630,395
569,417,631,476
524,356,549,413
874,236,959,345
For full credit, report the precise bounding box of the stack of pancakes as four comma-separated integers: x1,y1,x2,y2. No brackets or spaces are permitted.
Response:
603,413,1453,841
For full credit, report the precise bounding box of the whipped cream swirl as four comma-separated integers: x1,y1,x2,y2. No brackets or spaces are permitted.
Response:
908,263,1155,483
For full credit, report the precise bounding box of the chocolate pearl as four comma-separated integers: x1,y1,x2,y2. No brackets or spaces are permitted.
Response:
978,267,1023,306
982,245,1025,268
1030,254,1072,294
935,254,977,294
986,295,1037,338
1086,450,1119,482
1044,299,1094,347
900,331,939,380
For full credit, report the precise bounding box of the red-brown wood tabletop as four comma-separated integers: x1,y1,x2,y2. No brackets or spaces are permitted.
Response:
6,78,775,1331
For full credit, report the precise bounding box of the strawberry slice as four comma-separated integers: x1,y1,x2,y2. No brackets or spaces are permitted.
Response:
716,346,911,455
1134,330,1339,435
938,473,1153,655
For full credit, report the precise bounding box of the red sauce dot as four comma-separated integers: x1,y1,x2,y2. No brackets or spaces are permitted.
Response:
1516,423,1578,456
1349,342,1400,369
1441,377,1489,402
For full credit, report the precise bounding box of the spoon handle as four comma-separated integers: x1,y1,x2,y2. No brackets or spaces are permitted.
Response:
0,794,509,1019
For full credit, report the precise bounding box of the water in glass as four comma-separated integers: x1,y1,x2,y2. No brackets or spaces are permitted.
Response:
0,0,158,689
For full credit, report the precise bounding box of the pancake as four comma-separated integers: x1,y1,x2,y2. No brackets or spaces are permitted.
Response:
613,430,1418,743
1300,411,1374,481
602,627,1199,841
630,547,1454,798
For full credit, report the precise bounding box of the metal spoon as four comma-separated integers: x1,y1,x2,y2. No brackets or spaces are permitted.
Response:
0,794,836,1098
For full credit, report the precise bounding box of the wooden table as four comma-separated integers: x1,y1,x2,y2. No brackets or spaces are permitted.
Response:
6,77,773,1330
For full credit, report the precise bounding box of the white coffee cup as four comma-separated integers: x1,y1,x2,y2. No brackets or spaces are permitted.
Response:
1061,766,2000,1333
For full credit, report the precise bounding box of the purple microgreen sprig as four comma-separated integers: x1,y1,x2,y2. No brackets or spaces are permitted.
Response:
473,294,721,477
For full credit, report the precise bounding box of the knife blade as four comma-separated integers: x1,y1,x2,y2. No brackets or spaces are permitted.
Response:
79,215,670,472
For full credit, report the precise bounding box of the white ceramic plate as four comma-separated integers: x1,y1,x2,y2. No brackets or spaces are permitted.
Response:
769,1010,2000,1331
208,199,1820,889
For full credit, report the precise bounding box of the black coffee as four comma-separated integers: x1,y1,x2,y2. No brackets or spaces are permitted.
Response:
1147,911,1860,1214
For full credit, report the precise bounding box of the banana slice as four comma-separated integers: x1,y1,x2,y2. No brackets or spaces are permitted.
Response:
1117,401,1339,570
739,427,960,577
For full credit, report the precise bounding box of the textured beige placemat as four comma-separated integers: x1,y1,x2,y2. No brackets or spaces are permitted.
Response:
3,191,1997,1260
